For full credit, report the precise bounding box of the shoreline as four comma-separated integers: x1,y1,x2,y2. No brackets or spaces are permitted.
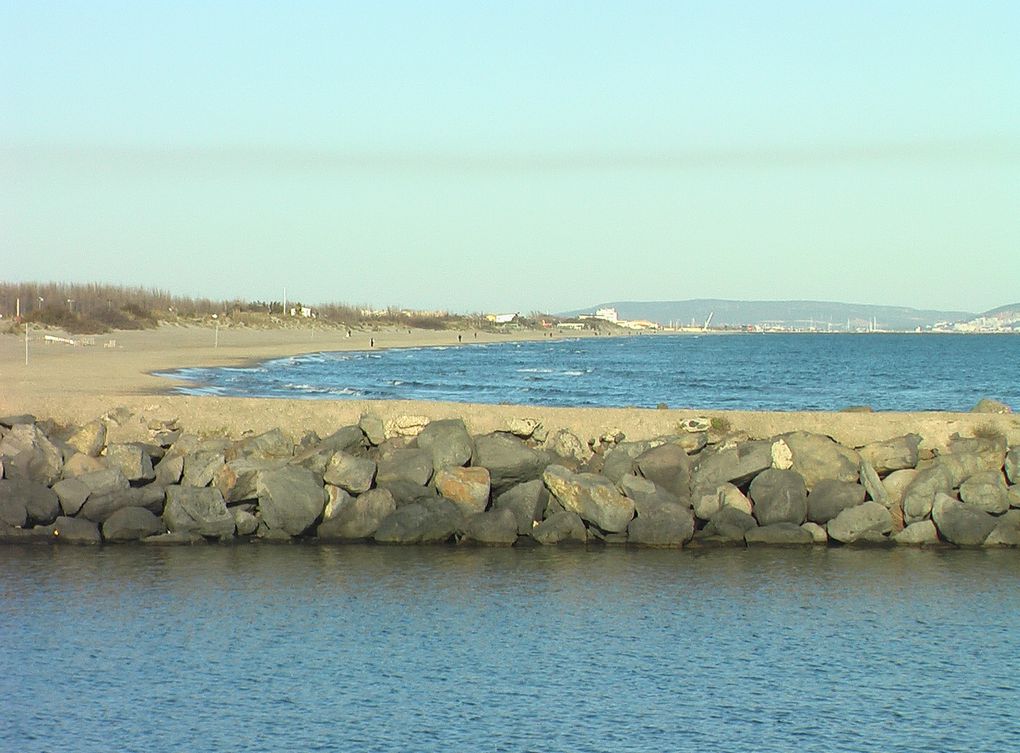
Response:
0,323,1017,449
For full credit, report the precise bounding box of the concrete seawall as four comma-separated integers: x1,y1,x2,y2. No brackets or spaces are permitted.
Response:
2,406,1018,549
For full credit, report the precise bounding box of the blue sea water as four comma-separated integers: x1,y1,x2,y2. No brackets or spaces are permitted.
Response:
159,333,1019,411
3,545,1019,753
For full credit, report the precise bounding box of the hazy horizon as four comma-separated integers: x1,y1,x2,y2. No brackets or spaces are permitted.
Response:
2,2,1017,314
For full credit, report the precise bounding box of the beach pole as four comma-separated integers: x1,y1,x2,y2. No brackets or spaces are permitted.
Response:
25,323,29,365
214,318,219,348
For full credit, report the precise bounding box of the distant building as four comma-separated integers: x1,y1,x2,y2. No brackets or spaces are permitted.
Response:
486,313,518,324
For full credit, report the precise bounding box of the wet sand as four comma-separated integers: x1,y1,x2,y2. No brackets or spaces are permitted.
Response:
1,323,1016,449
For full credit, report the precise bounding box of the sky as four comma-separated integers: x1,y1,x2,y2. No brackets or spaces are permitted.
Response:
1,1,1018,315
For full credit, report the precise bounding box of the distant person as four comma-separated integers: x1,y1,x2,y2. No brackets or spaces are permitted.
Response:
458,334,462,343
370,338,374,348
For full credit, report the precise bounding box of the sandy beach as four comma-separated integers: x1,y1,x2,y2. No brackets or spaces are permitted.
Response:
1,323,1017,449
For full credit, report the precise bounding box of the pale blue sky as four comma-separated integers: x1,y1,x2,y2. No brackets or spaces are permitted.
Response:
2,1,1017,313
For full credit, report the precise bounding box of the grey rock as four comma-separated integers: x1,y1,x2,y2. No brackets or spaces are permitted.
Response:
532,510,587,545
374,498,462,544
0,414,36,427
542,429,593,465
931,493,998,546
66,420,108,457
473,433,550,496
618,475,686,517
462,508,519,546
801,521,828,544
416,419,473,469
226,428,294,461
60,453,106,478
703,506,759,541
79,468,130,497
104,443,155,483
894,520,941,546
1006,448,1019,485
882,469,919,507
493,480,548,535
376,448,434,487
214,457,285,503
543,465,635,533
232,508,259,536
826,501,892,543
52,476,90,516
634,442,692,500
50,516,101,545
1010,486,1020,509
257,467,326,536
749,468,807,526
323,451,377,494
984,519,1020,547
289,443,338,476
164,486,235,538
0,423,64,486
902,465,954,524
602,441,659,483
627,505,695,547
691,440,772,488
858,461,890,509
319,425,367,453
434,466,491,515
0,478,60,525
781,431,860,490
142,531,205,545
359,414,386,446
153,453,185,486
691,482,752,521
318,488,397,540
80,486,166,523
102,507,164,542
946,436,1007,476
378,479,439,507
959,470,1010,514
745,523,813,546
807,479,866,524
182,450,225,487
857,434,921,474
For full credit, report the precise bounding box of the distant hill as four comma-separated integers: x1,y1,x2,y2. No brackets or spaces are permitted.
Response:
980,303,1020,320
558,299,977,330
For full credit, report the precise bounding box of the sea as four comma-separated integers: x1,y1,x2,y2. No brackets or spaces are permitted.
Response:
158,333,1020,412
3,545,1019,752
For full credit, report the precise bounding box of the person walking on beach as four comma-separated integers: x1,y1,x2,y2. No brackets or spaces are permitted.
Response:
370,338,374,347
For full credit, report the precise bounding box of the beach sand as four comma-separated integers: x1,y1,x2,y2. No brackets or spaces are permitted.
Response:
1,323,1017,449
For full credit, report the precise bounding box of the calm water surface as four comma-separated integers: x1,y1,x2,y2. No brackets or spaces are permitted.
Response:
3,545,1019,752
159,333,1020,411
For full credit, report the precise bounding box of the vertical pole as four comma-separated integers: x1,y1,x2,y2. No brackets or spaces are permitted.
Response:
25,323,29,365
215,320,219,348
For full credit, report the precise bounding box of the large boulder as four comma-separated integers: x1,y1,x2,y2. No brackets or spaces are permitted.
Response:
492,480,548,535
691,440,772,488
323,452,377,494
902,465,954,524
374,499,462,544
983,518,1020,547
182,450,226,488
473,433,550,495
634,443,692,500
781,432,860,490
944,436,1007,478
257,467,326,536
807,479,866,524
51,516,102,545
1006,448,1019,485
461,508,519,546
163,486,235,538
102,507,164,542
532,510,587,545
618,475,687,517
434,466,490,515
748,469,807,526
52,476,90,516
153,453,185,486
379,479,438,508
931,493,998,546
627,505,695,547
602,441,659,483
702,506,759,542
857,435,921,475
79,486,165,523
104,443,155,483
225,428,294,461
214,458,283,503
826,501,892,543
959,470,1009,514
542,429,592,465
78,468,130,498
543,465,635,533
375,448,434,487
0,478,60,525
416,419,473,469
319,425,367,453
318,488,396,541
358,414,386,446
691,482,752,521
0,423,64,486
66,420,108,457
893,520,941,546
745,523,813,546
61,453,106,478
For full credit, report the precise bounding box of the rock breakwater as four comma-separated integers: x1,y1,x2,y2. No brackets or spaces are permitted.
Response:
2,408,1019,549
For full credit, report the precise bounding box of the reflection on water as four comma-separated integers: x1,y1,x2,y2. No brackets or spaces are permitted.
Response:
2,545,1019,752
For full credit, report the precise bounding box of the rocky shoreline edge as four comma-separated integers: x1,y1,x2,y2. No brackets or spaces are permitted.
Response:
2,407,1018,549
